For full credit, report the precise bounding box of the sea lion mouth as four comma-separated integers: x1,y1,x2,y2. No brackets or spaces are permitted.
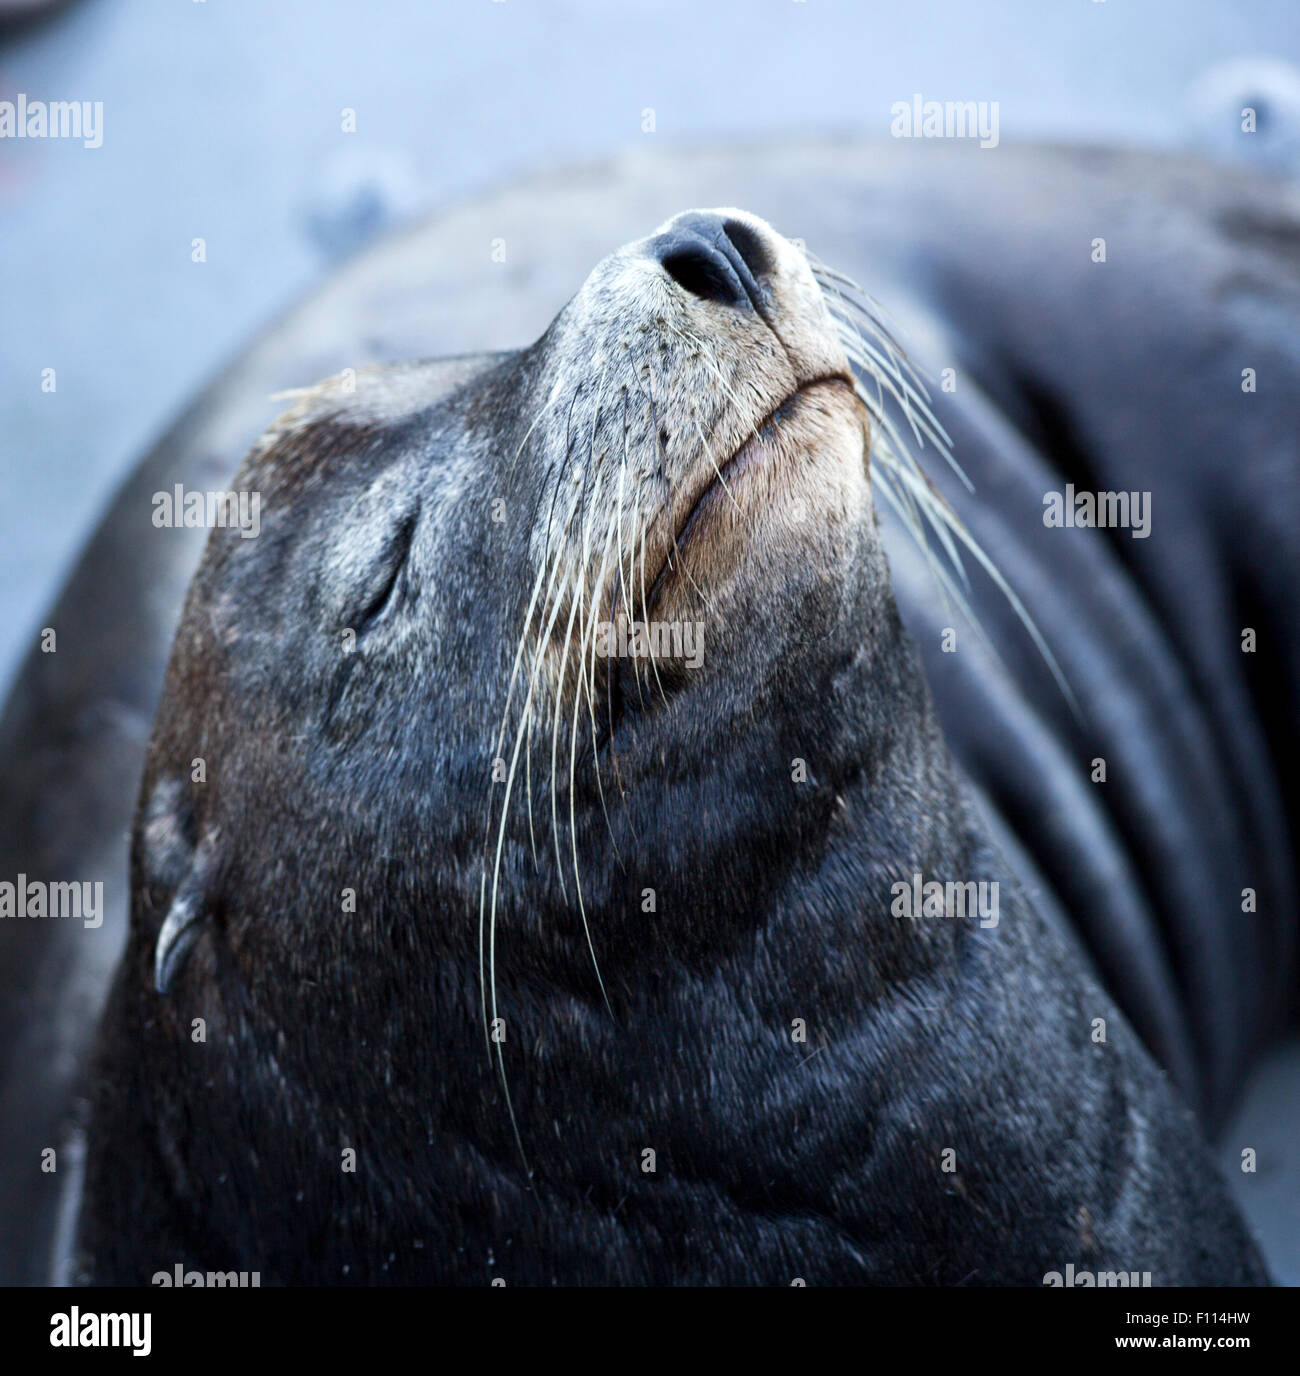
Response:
643,372,857,612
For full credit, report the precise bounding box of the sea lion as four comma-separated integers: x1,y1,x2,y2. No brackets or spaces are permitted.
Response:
62,206,1268,1285
1,142,1294,1285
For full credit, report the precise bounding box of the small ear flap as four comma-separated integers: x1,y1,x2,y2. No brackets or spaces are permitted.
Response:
136,775,211,996
154,870,208,995
145,813,220,996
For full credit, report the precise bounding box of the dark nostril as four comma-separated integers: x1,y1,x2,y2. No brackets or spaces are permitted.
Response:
660,239,747,308
652,211,770,311
720,218,772,282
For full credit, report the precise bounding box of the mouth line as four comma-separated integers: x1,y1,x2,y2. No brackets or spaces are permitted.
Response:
642,373,854,611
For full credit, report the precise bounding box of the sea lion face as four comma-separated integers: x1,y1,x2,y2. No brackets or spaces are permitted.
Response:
136,209,892,1010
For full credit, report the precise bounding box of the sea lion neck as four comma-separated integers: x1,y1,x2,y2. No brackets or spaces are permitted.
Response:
460,593,976,1005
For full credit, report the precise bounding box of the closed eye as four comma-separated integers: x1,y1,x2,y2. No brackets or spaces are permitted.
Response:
355,506,418,633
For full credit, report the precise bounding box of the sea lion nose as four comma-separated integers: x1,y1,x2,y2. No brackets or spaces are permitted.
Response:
650,211,772,311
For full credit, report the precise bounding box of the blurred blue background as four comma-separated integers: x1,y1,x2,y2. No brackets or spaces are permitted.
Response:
2,0,1300,1281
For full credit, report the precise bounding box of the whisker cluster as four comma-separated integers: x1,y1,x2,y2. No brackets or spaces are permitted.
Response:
477,255,1076,1168
809,254,1077,715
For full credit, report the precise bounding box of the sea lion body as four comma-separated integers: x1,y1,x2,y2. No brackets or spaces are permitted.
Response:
1,143,1295,1284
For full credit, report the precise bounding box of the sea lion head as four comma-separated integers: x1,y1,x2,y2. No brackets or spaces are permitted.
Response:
131,208,936,1101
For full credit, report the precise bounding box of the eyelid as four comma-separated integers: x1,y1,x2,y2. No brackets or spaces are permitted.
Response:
356,506,419,631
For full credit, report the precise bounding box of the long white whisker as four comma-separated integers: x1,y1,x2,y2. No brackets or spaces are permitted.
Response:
809,254,1076,715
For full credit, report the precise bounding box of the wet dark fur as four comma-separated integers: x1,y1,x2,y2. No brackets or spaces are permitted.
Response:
75,312,1265,1283
4,152,1293,1286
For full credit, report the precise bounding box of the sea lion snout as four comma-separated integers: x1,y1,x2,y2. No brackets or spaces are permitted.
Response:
644,210,774,313
520,206,864,638
636,206,838,352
